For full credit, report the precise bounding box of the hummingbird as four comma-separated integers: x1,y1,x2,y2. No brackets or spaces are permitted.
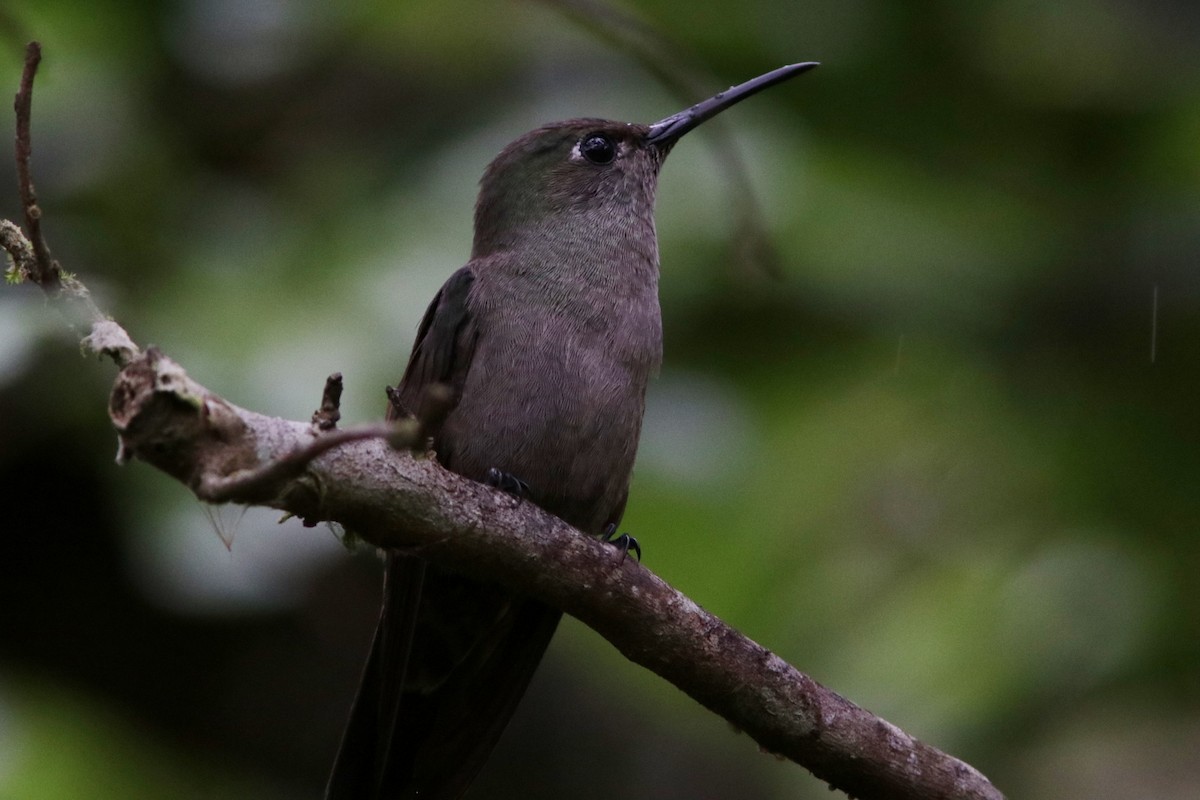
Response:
325,62,818,799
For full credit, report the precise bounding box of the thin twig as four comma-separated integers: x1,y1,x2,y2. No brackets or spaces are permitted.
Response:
197,421,417,504
198,423,386,502
3,45,137,366
13,40,57,288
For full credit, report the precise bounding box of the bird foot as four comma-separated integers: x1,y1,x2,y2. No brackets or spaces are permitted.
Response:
486,467,531,503
601,523,641,564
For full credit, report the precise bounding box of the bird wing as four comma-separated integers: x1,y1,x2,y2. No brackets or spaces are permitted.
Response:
326,265,478,799
391,265,477,427
328,263,564,800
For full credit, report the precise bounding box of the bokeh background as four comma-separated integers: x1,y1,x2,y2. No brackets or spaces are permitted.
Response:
2,1,1199,798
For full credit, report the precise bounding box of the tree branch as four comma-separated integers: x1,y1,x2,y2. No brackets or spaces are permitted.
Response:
105,341,1002,800
1,44,1005,800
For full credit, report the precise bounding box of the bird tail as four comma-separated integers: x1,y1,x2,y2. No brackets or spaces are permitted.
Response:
326,553,561,799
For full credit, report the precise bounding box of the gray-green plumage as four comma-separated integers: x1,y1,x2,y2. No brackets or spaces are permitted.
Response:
326,62,817,800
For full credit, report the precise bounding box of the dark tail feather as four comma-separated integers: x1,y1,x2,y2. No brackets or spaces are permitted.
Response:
327,555,426,799
326,555,561,799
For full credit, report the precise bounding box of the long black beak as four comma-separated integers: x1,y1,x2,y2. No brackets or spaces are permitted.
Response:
645,62,819,148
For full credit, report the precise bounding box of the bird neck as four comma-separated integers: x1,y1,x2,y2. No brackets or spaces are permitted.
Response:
472,206,660,297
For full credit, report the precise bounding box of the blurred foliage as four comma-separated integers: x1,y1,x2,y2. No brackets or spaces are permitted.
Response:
2,1,1199,798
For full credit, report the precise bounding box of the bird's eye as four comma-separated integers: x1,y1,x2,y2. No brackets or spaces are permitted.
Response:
580,134,616,165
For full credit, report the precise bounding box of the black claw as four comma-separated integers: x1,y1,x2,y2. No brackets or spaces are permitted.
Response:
601,523,641,564
486,467,531,501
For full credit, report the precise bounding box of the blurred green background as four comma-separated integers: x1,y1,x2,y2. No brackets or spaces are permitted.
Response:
2,1,1199,798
